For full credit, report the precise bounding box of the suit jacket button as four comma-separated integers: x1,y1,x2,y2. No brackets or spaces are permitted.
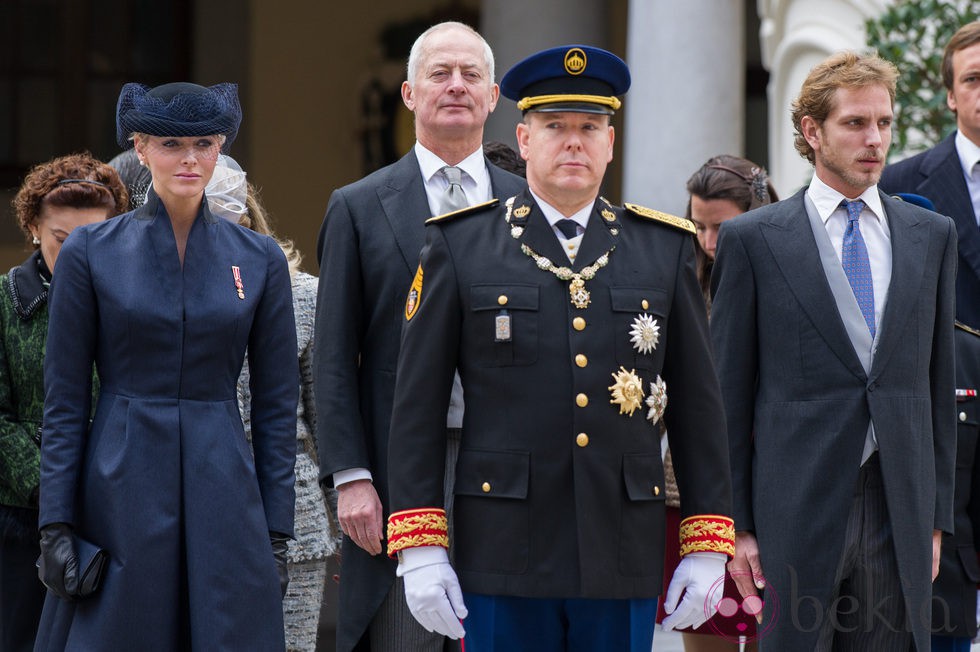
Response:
482,482,491,493
497,295,508,306
573,317,586,331
576,433,589,447
576,393,588,407
575,354,588,367
961,411,969,422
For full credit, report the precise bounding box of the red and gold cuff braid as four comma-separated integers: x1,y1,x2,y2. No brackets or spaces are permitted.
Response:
386,508,449,558
679,514,736,558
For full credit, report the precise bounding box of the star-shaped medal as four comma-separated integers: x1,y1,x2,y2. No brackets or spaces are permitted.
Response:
609,367,645,417
629,313,660,354
645,375,668,424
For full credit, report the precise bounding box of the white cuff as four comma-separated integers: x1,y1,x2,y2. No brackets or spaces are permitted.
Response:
333,467,373,488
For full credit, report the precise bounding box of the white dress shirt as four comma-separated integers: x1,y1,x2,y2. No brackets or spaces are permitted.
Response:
415,142,492,215
955,130,980,227
807,174,892,336
529,188,590,263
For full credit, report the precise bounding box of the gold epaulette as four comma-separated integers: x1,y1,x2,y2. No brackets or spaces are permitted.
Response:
956,321,980,338
624,202,696,235
425,199,499,225
678,514,736,558
386,508,449,557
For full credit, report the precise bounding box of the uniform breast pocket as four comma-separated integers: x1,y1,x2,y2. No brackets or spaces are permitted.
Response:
469,284,539,367
610,287,668,372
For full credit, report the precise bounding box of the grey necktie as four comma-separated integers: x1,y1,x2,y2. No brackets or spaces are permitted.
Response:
439,166,468,214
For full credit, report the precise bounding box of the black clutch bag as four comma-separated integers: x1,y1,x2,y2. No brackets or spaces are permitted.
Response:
75,537,108,597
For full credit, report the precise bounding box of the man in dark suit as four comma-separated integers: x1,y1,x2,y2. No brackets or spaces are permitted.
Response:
711,51,957,650
384,45,735,651
313,21,524,652
879,21,980,328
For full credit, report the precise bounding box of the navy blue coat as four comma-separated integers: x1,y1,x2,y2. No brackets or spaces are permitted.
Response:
35,190,298,651
879,133,980,328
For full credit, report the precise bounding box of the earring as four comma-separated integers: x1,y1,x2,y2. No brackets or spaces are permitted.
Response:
32,236,40,245
138,158,146,167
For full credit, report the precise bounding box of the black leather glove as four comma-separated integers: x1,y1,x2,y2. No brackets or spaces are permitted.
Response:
38,523,79,601
270,531,290,598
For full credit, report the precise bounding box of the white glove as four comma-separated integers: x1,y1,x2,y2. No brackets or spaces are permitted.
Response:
398,547,468,639
661,551,728,631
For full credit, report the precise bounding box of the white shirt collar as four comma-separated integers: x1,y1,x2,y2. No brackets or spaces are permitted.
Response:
956,130,980,180
807,173,886,228
414,141,487,187
529,188,594,228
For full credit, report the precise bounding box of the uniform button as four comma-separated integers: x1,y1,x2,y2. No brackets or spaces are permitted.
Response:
868,382,877,392
642,299,649,310
567,243,576,250
482,482,491,493
573,317,586,331
961,411,969,422
575,354,588,367
576,393,588,407
497,295,508,306
653,486,660,496
576,433,589,447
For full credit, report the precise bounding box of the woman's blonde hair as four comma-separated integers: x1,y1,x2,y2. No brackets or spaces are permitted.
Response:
238,182,302,277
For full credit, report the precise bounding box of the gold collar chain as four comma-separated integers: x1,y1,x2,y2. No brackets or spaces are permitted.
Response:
505,196,614,309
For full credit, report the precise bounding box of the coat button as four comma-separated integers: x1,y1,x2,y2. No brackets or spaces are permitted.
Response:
642,299,649,310
573,317,586,331
575,354,588,367
482,482,491,493
576,433,589,447
497,295,508,306
653,486,660,496
576,393,588,407
961,411,969,422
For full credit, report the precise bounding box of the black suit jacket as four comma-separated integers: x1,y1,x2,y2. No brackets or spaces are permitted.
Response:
880,133,980,327
932,322,980,638
313,151,523,652
387,191,732,598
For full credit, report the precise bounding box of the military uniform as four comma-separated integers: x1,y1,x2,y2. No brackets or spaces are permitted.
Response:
386,188,733,597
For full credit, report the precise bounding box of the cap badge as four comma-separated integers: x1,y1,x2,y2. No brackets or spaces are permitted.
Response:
609,367,644,417
645,375,668,425
564,48,587,75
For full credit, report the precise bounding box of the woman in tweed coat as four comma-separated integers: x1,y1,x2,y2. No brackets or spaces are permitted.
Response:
211,162,340,651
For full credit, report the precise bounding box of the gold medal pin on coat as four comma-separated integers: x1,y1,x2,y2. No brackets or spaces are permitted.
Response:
231,266,245,299
609,367,644,417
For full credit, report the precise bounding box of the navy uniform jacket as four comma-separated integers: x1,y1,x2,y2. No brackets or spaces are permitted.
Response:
386,189,733,599
880,133,980,327
36,190,298,651
933,321,980,638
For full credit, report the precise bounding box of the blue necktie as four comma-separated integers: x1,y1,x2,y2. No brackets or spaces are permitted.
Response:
554,219,581,239
841,199,876,338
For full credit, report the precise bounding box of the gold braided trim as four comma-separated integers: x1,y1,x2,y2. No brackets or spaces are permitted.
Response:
386,508,449,557
517,94,622,111
624,203,697,234
387,532,450,556
956,321,980,338
678,514,735,558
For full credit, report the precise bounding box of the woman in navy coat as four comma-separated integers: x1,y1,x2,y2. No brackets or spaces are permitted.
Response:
34,82,298,651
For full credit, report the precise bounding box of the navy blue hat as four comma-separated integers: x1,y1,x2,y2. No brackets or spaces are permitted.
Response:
115,82,241,151
892,192,935,211
500,45,631,115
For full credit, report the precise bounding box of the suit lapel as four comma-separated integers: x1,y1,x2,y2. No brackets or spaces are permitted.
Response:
512,190,570,268
870,195,927,380
920,138,980,283
760,191,867,381
378,152,431,272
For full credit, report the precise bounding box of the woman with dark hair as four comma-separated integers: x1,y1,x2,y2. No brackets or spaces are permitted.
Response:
685,154,779,304
0,153,126,652
34,82,298,651
658,155,777,652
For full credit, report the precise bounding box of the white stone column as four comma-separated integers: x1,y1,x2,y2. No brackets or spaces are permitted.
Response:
480,0,608,149
758,0,890,198
622,0,744,216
